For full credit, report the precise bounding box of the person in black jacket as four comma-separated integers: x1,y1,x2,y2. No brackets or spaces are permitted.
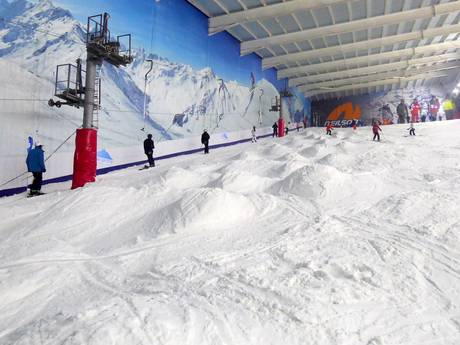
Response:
396,99,409,124
143,134,155,167
272,122,278,137
201,129,210,154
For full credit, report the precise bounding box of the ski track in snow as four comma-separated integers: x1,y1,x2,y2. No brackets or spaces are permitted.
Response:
1,121,460,345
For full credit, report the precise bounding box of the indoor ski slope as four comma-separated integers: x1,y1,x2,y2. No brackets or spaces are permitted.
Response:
1,121,460,345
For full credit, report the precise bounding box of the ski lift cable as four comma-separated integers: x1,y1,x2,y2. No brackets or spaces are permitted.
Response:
0,131,76,188
141,59,154,131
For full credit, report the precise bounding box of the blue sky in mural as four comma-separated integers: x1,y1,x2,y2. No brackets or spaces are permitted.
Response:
54,0,280,87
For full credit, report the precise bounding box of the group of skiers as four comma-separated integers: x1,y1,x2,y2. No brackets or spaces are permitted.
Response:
24,93,456,197
141,129,211,170
325,120,417,141
395,96,448,124
272,121,292,137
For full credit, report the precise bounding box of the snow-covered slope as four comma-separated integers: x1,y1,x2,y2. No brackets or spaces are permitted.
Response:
1,120,460,345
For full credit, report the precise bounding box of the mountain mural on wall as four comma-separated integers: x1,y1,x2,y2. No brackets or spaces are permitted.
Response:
0,0,283,156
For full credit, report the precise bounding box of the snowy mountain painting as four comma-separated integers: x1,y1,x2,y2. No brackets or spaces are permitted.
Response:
0,0,286,163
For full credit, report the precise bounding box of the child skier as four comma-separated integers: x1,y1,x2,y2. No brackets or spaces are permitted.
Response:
407,122,415,136
372,121,382,141
326,122,334,135
351,119,357,130
251,126,257,143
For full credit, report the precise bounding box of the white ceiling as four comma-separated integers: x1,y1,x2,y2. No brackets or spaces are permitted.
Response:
187,0,460,100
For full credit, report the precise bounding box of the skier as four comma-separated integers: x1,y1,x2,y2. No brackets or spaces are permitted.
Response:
442,95,455,120
326,122,334,135
407,122,415,136
201,129,210,154
351,119,357,130
372,121,382,141
285,123,290,135
251,126,257,143
143,134,155,168
397,99,409,124
429,95,440,121
26,142,46,196
272,122,278,137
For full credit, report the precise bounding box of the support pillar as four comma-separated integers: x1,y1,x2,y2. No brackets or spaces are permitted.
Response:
278,117,285,137
71,57,100,189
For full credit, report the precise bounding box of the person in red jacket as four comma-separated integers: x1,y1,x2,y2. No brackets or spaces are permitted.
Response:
372,121,382,141
410,98,421,123
326,122,334,135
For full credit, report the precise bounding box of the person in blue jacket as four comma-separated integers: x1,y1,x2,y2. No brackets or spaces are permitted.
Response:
26,142,46,195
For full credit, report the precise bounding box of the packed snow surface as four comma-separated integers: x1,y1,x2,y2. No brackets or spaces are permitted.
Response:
1,121,460,345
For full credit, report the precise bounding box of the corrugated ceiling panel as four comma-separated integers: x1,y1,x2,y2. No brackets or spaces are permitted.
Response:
258,17,285,36
216,0,243,12
277,15,302,33
311,7,334,26
330,2,350,24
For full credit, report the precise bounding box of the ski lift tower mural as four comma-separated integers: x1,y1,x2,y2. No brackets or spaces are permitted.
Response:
49,12,133,189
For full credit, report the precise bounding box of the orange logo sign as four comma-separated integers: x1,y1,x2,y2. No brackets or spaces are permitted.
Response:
327,102,361,121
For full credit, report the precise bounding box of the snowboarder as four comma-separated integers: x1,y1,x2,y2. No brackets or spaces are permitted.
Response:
26,142,46,196
143,134,155,168
326,122,334,135
407,122,415,136
410,99,421,123
272,122,278,137
251,126,257,143
429,95,440,121
201,129,210,154
372,121,382,141
397,99,409,124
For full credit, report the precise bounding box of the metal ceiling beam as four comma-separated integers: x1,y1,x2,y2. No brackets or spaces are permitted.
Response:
289,52,460,86
263,23,460,69
241,1,460,55
208,0,354,35
305,72,449,97
299,62,460,92
278,40,460,79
